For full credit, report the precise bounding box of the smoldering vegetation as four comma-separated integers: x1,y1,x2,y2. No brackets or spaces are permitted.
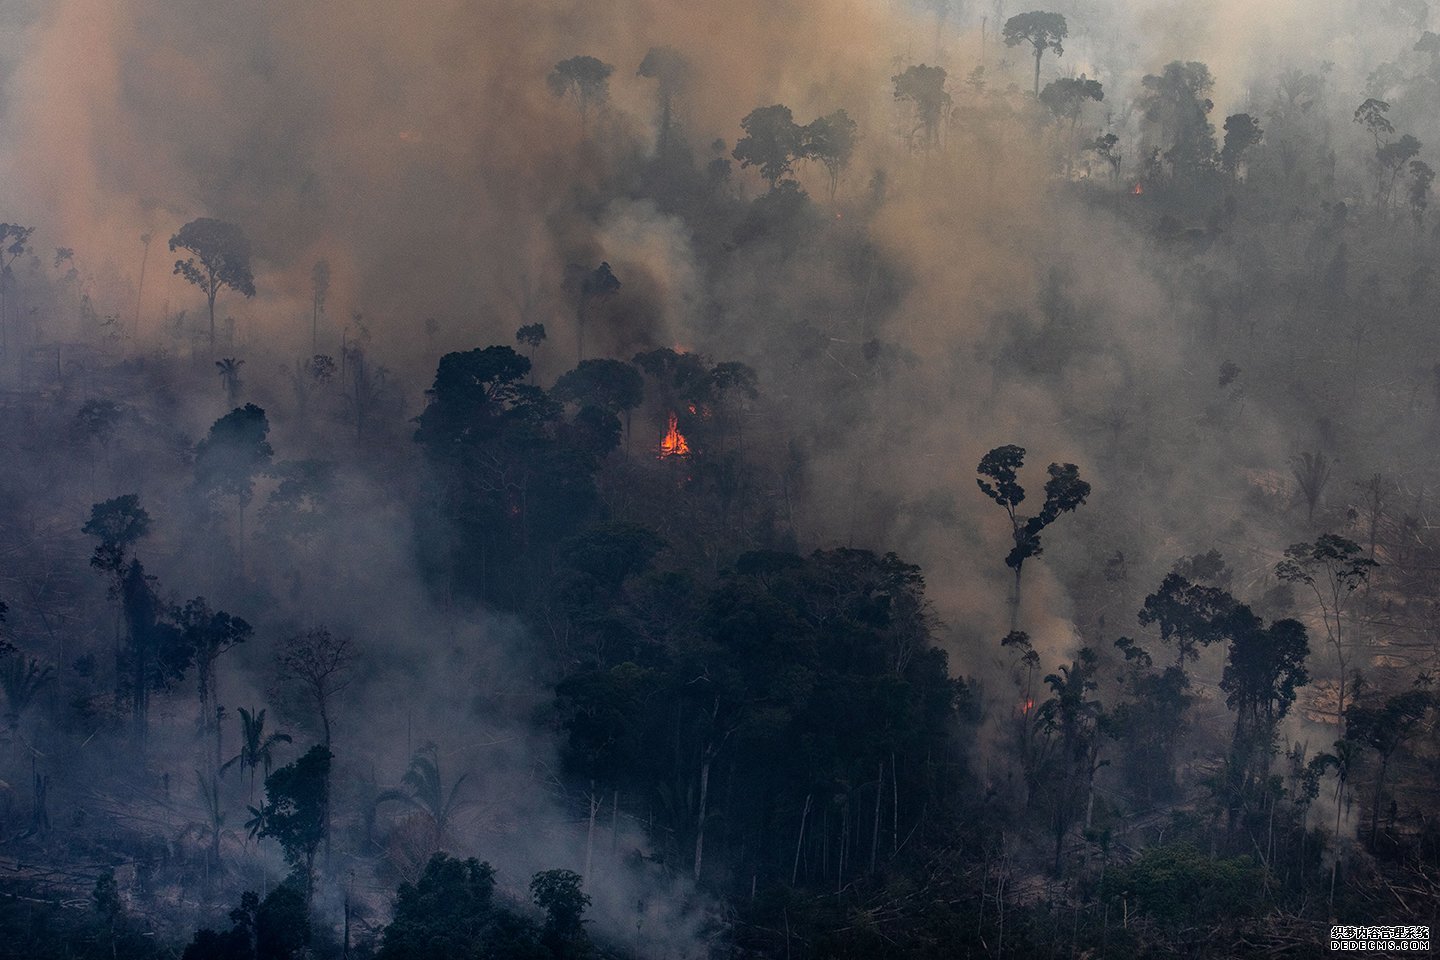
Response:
0,0,1439,957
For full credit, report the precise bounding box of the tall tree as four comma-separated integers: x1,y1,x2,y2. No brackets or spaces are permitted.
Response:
216,357,245,407
277,627,354,753
1275,535,1375,723
1003,11,1068,97
638,46,690,154
1220,113,1263,178
1344,690,1432,850
0,223,33,359
310,259,330,355
255,745,331,910
375,745,472,869
175,597,252,771
1039,76,1103,174
547,56,614,129
891,65,951,150
1408,159,1435,229
976,445,1091,629
278,626,355,863
169,218,256,347
530,869,592,960
801,109,859,200
1138,572,1237,673
733,105,805,187
221,707,292,800
1138,62,1217,179
573,263,620,363
552,358,645,443
195,404,274,564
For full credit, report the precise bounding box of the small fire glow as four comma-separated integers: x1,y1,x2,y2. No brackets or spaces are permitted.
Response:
1022,698,1034,714
1131,182,1144,196
659,412,691,458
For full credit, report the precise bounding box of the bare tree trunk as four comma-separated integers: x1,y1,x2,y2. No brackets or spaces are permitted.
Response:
585,782,599,879
891,751,899,854
870,761,883,873
1010,566,1023,632
792,794,811,885
693,756,711,882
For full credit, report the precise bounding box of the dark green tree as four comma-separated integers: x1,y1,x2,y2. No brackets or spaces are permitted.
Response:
255,745,331,909
379,854,547,960
175,597,251,768
530,869,591,959
551,358,644,442
194,404,274,563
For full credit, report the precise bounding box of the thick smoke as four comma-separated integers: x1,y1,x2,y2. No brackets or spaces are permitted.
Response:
2,0,1438,953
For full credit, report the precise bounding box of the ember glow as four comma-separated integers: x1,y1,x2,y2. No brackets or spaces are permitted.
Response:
659,412,691,458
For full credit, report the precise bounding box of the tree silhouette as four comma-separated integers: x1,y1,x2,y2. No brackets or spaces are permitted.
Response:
734,105,804,187
1138,61,1216,179
571,262,620,363
547,56,614,129
976,444,1091,630
1003,11,1068,97
195,404,274,564
175,597,251,770
254,745,331,909
1290,450,1331,523
1345,690,1432,850
0,223,33,358
802,109,859,200
169,218,256,347
216,357,244,407
1220,113,1263,178
221,707,292,800
1275,534,1375,723
310,259,330,354
638,46,690,154
892,65,951,150
376,744,472,869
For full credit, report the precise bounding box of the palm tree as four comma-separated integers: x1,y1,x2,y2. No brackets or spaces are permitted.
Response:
375,744,471,859
1291,451,1331,524
216,357,245,407
220,707,292,800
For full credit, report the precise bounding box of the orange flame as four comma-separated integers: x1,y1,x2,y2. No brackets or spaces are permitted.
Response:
1131,182,1144,196
659,412,690,458
1022,698,1034,714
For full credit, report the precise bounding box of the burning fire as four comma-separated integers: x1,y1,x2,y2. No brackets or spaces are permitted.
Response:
658,412,691,458
1131,182,1144,196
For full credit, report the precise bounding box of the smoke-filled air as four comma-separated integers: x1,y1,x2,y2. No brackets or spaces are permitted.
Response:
1,0,1439,956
